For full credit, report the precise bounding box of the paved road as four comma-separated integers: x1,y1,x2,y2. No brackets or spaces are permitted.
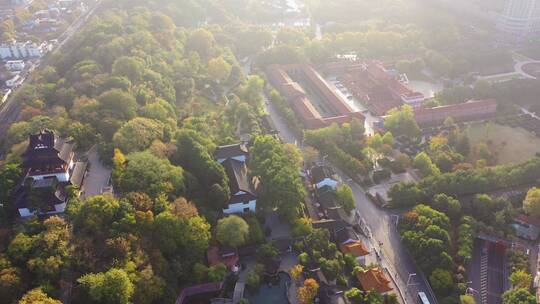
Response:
262,92,438,304
80,146,111,199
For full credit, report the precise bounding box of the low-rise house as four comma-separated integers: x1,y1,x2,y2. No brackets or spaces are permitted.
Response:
5,74,24,88
222,158,257,214
356,267,393,294
215,143,258,214
311,165,339,190
5,60,25,71
0,40,44,59
215,143,248,164
340,240,370,265
513,215,540,240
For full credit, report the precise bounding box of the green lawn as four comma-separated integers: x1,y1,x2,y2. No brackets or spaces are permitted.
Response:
466,123,540,165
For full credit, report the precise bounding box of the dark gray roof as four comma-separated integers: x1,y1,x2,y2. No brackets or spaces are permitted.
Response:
223,159,256,196
215,143,248,160
336,227,357,244
325,208,342,221
311,165,336,184
22,130,74,168
316,186,338,209
313,219,347,231
14,180,67,211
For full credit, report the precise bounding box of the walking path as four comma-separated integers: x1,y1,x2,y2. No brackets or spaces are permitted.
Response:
81,146,111,199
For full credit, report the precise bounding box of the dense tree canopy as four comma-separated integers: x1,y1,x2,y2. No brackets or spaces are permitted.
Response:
384,105,420,138
216,215,250,248
250,135,305,221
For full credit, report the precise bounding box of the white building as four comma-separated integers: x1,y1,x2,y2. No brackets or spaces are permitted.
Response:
5,74,24,88
5,60,25,71
222,158,258,214
0,41,44,60
498,0,540,38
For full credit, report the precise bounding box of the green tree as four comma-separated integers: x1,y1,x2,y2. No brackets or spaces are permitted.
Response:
292,217,313,237
319,258,340,282
523,187,540,218
502,288,536,304
112,56,144,83
113,117,165,153
7,233,35,263
67,195,122,235
275,28,308,46
173,129,229,206
208,263,227,282
98,89,137,120
460,295,476,304
429,268,454,297
413,152,440,176
132,266,165,304
0,267,23,303
186,28,215,57
78,268,134,304
0,19,16,41
510,270,533,289
153,211,211,260
0,163,22,220
216,215,249,248
250,136,305,221
114,151,185,198
345,287,363,304
382,131,394,146
336,184,355,214
432,193,461,219
140,99,175,122
18,288,61,304
384,105,420,138
208,56,232,83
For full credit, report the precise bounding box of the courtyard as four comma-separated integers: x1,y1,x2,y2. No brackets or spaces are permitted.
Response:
466,122,540,165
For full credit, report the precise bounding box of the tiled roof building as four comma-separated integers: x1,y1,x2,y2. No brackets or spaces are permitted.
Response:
266,64,365,129
413,99,497,127
356,267,393,294
322,61,425,115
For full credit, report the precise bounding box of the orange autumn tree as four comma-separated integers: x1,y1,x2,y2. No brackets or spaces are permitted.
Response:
297,278,319,304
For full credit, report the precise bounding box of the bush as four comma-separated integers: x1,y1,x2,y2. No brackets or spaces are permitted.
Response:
246,216,265,244
246,271,260,290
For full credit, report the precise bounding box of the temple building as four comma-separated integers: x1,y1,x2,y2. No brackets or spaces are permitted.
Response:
13,130,87,217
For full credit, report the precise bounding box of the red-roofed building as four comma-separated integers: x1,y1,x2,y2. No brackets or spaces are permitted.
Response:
321,61,425,115
356,267,393,294
339,240,370,264
266,64,365,129
413,99,498,127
